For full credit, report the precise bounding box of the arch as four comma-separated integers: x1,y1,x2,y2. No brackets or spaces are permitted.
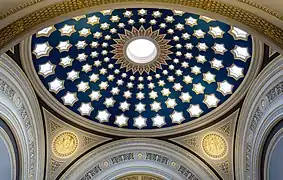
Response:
0,53,45,179
60,139,218,180
235,55,283,180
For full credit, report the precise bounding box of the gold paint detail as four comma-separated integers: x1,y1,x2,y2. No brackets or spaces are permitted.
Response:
0,0,283,49
0,0,44,20
218,160,229,174
237,0,283,21
52,131,78,158
117,174,163,180
202,133,227,159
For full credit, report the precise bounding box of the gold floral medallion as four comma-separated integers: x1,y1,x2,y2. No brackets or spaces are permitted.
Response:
111,26,172,74
202,133,227,159
52,131,78,158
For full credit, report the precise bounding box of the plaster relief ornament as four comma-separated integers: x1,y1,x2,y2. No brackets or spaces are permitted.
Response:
52,132,79,158
31,8,253,130
202,133,227,159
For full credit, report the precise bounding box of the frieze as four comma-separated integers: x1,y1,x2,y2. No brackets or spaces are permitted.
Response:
78,151,199,180
178,165,199,180
145,153,169,165
80,165,102,180
250,107,263,132
0,77,36,178
266,82,283,102
111,153,134,164
62,139,216,180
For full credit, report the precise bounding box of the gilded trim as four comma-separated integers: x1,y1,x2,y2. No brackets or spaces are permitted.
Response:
0,0,43,20
237,0,283,22
1,0,283,50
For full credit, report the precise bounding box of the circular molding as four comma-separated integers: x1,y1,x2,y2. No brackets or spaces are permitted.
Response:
202,133,227,159
235,55,283,180
20,33,263,136
60,138,218,180
52,131,79,158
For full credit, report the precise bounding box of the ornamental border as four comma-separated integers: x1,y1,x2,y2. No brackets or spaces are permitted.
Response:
60,138,217,180
1,0,283,51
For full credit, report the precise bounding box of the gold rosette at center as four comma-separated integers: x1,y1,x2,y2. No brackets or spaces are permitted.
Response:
111,26,172,74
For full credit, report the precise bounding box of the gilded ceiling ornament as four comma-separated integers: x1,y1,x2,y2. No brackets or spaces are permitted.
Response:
52,132,79,158
111,26,172,74
202,133,227,159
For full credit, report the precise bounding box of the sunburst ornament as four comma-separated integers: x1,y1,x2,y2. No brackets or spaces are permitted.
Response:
111,26,172,74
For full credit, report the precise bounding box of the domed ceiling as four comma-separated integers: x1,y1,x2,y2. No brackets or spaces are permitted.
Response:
31,8,252,130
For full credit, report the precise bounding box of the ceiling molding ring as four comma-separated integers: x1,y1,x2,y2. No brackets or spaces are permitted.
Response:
1,0,283,54
235,55,283,180
60,138,218,180
20,31,264,136
0,53,45,180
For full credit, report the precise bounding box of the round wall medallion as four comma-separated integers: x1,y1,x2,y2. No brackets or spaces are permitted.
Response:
202,133,227,159
52,132,79,158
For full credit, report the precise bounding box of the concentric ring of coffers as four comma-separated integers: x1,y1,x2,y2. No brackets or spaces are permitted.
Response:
30,8,255,130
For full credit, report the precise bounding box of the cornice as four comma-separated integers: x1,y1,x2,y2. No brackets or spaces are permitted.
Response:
0,0,44,20
0,0,283,53
237,0,283,22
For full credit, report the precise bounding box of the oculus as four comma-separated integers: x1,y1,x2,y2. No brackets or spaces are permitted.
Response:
31,8,253,130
